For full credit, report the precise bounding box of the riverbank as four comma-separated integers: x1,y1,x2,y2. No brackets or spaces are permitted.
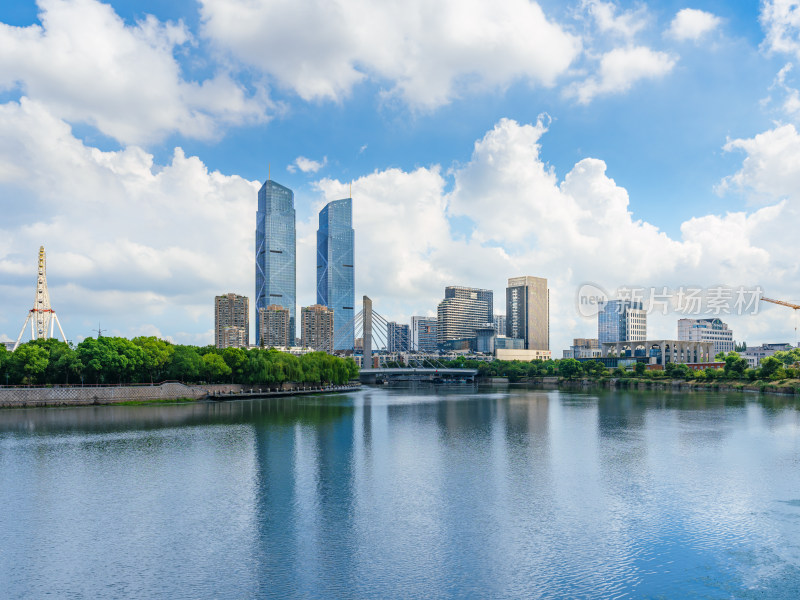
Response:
553,377,800,396
0,381,361,408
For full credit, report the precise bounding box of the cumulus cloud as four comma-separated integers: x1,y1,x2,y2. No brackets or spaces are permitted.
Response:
287,156,327,174
1,102,796,350
198,0,581,108
310,119,796,349
0,0,270,145
582,0,648,40
667,8,721,42
0,97,259,342
568,46,676,104
761,0,800,58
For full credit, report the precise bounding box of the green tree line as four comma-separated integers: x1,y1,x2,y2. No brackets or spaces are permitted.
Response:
0,337,359,386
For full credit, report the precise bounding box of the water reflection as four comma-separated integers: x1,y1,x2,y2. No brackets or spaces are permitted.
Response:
1,387,800,598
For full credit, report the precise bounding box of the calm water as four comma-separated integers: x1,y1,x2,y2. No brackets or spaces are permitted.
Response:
1,386,800,599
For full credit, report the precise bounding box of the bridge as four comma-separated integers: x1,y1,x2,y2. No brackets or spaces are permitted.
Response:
359,367,478,384
348,296,478,384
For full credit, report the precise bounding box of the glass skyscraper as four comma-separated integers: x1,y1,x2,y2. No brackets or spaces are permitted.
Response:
597,299,646,344
316,198,354,351
256,179,296,345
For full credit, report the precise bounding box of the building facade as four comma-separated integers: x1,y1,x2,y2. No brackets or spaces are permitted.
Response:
301,304,334,353
741,343,795,368
495,336,525,350
387,322,410,352
215,293,249,349
437,287,490,346
258,304,291,348
317,198,355,351
677,318,734,356
475,325,497,354
256,179,296,345
598,299,646,344
410,316,438,352
493,314,507,337
563,338,601,359
506,276,549,351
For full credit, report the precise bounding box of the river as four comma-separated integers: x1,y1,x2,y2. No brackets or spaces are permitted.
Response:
1,386,799,598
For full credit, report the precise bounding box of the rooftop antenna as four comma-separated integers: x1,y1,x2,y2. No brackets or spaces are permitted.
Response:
268,163,270,181
13,246,67,350
350,181,352,198
95,323,106,338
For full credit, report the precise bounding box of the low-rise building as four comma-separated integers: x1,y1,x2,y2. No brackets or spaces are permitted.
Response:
495,336,525,350
677,318,734,356
496,349,551,361
741,343,795,368
601,339,713,365
563,338,601,359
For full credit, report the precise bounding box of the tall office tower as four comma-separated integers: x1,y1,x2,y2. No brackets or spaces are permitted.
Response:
598,299,646,344
493,314,507,337
437,286,489,345
506,276,549,350
444,286,493,323
215,293,249,349
258,304,291,348
677,318,734,356
387,322,410,352
301,304,334,352
410,316,438,352
256,178,296,346
317,197,354,351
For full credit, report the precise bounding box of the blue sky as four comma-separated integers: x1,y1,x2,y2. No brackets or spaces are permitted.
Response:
1,0,799,352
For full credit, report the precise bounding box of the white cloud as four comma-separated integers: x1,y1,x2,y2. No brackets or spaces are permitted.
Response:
288,156,327,174
198,0,581,109
761,0,800,58
1,102,797,351
568,46,676,104
312,118,797,350
0,97,259,344
667,8,721,42
582,0,648,40
0,0,270,145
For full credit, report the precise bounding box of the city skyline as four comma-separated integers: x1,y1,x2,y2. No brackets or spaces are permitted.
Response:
1,1,800,354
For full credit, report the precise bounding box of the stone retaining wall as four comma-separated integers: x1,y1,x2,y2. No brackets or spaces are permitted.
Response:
0,382,243,408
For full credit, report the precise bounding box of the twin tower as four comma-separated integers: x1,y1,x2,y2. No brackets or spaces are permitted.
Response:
255,179,355,350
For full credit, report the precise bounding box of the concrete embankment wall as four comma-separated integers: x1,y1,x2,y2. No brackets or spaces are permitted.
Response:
0,382,245,408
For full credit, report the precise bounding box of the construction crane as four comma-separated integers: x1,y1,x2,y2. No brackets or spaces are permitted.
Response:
761,297,800,346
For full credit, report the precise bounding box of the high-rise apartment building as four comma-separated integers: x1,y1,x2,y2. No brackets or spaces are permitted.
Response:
317,198,354,351
598,299,646,344
387,322,410,352
506,276,549,350
677,318,734,356
258,304,291,348
437,286,490,346
215,293,249,349
493,314,507,337
256,179,296,346
410,316,438,352
301,304,334,353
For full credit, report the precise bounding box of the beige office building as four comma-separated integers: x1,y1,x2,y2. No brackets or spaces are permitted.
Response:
301,304,334,352
215,293,249,349
437,287,490,345
259,304,291,348
506,276,549,351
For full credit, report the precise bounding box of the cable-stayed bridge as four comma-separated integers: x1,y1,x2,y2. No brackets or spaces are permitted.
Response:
336,296,478,384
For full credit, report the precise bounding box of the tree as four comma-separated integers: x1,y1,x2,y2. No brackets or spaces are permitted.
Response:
558,358,582,379
166,345,202,381
202,353,232,382
723,352,748,378
673,364,692,379
133,336,174,383
582,360,607,379
634,362,646,376
758,356,785,380
8,343,50,384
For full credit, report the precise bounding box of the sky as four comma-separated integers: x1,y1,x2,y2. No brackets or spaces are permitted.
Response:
0,0,799,352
